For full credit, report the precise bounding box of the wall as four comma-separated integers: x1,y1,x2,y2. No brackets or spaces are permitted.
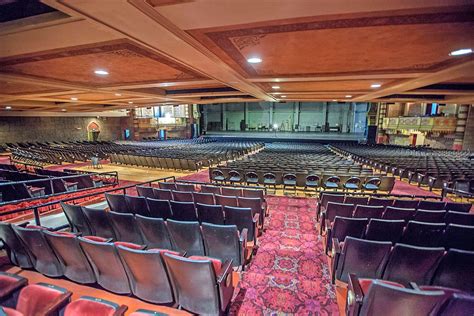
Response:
462,105,474,150
0,116,131,143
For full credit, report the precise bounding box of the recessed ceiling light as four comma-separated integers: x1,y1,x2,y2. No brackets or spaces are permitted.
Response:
94,69,109,75
332,99,337,102
128,101,133,104
61,109,67,112
247,57,262,64
281,95,287,98
70,97,78,101
115,93,122,97
272,86,280,89
371,83,382,88
5,106,11,110
449,48,472,56
345,95,352,98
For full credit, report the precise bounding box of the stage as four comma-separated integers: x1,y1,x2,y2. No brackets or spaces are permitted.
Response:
204,131,365,143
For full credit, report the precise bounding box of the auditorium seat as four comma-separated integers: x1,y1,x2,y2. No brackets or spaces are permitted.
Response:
152,188,173,200
60,202,93,236
166,220,205,256
192,192,215,205
444,211,474,226
325,216,368,254
163,253,234,315
238,197,264,228
78,237,132,294
105,193,128,213
344,196,369,206
361,178,381,192
215,194,238,207
136,185,154,199
221,187,242,197
196,203,225,224
171,190,194,203
43,231,96,284
435,293,474,316
320,202,354,234
12,226,64,277
228,170,242,185
3,283,72,316
318,193,345,218
413,210,446,223
245,171,259,186
343,177,361,191
382,206,415,222
224,206,259,243
117,246,177,304
444,202,472,213
364,219,405,243
82,207,116,239
368,197,393,208
107,211,143,244
323,176,340,190
304,174,320,192
146,198,172,219
0,223,33,269
382,244,444,286
125,195,150,217
170,201,198,221
135,215,173,250
400,221,445,247
211,170,225,184
0,272,27,307
353,205,384,219
176,183,195,192
158,182,177,191
201,185,221,195
392,199,419,209
442,224,474,251
430,249,474,292
64,296,127,316
417,200,446,211
201,223,247,269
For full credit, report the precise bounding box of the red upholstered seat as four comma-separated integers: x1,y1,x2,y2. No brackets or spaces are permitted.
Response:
16,283,71,316
0,273,27,298
358,278,405,295
148,249,180,256
0,307,23,316
189,256,222,274
25,225,46,230
82,236,109,242
64,296,126,316
50,231,76,237
129,309,165,316
113,241,143,250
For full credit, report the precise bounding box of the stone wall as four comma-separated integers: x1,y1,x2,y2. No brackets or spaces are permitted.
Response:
0,116,132,143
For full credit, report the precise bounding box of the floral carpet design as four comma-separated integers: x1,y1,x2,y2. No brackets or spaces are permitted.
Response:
230,195,339,315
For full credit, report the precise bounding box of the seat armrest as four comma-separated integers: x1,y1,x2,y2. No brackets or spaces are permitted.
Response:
332,237,342,255
239,228,248,266
348,274,364,303
239,228,248,244
217,259,233,284
323,219,331,236
18,221,30,228
252,213,260,225
409,282,420,290
113,305,129,316
319,212,326,235
330,238,342,284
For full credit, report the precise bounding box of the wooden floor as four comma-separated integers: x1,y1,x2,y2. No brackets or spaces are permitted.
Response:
74,163,196,183
2,265,191,315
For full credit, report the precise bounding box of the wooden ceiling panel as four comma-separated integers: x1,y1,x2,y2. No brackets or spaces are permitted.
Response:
53,92,135,101
0,80,63,95
0,40,204,86
261,79,399,92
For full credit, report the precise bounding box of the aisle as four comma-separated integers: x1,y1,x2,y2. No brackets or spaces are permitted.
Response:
230,195,339,315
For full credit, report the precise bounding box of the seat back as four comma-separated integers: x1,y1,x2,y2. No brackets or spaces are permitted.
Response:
444,202,471,213
221,187,242,197
193,192,215,205
413,210,446,223
417,200,446,210
13,226,63,277
242,188,265,200
325,202,354,222
170,201,198,221
445,211,474,226
382,244,445,286
392,199,419,209
153,188,173,200
436,293,474,316
117,247,175,304
43,231,95,284
320,193,345,210
158,182,177,191
176,183,195,192
344,196,369,206
368,197,393,208
382,206,415,222
79,238,131,294
172,190,194,203
202,223,242,267
353,205,384,219
331,216,368,243
105,193,129,213
365,219,405,243
60,202,93,235
136,185,155,198
107,211,143,244
125,195,150,217
163,253,220,315
0,223,33,268
15,283,72,316
336,237,392,283
146,198,172,219
201,185,221,195
224,206,256,242
400,221,445,247
166,220,205,256
431,249,474,292
215,194,238,207
442,224,474,251
196,203,225,224
132,215,172,250
82,207,116,239
359,281,446,316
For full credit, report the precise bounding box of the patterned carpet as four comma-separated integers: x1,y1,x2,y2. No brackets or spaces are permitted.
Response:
230,195,339,315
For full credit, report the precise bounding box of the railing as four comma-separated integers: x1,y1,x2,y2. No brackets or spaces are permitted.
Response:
317,190,444,201
176,178,268,195
1,175,177,229
0,171,119,206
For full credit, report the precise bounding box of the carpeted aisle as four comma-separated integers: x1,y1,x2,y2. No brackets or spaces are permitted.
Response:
230,195,339,315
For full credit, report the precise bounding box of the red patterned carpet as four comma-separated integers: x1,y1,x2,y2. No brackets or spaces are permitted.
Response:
230,195,339,315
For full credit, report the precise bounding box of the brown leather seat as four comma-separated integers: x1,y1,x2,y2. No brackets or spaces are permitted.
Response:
135,215,173,249
196,203,225,224
166,220,205,256
60,202,93,236
105,193,129,213
64,296,127,316
0,272,27,307
107,211,143,244
170,201,197,222
224,206,259,243
146,198,172,219
193,192,215,205
0,223,33,269
82,207,116,240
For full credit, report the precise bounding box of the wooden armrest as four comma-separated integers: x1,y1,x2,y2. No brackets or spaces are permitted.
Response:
217,259,233,284
323,219,332,235
332,238,342,255
113,306,128,316
252,213,260,225
348,274,364,303
409,282,420,290
239,228,248,244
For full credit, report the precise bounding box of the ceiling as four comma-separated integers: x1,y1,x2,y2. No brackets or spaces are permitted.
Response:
0,0,473,112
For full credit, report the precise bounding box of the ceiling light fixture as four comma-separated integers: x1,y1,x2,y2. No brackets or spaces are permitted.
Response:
281,95,287,98
247,57,262,64
371,83,382,88
115,93,122,97
70,97,78,101
345,95,352,98
128,101,133,104
332,99,337,102
5,106,12,110
272,86,280,89
449,48,472,56
62,109,67,112
94,69,109,75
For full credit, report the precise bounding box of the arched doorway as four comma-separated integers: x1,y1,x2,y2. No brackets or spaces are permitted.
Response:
87,121,101,141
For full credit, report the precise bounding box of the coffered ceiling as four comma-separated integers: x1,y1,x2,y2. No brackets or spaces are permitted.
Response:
0,0,473,112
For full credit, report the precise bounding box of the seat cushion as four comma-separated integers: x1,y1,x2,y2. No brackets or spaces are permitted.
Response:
0,307,23,316
325,182,339,188
358,279,405,295
189,256,222,274
130,310,168,316
114,241,143,250
64,297,120,316
149,249,180,256
284,180,296,185
83,236,109,242
364,184,379,190
16,284,69,316
345,183,359,189
0,273,26,298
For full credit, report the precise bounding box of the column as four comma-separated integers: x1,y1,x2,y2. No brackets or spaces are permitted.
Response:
453,104,470,150
324,102,329,132
376,102,387,143
221,104,227,131
269,102,274,128
244,102,248,131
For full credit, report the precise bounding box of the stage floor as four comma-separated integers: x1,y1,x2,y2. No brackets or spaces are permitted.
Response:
205,131,365,141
